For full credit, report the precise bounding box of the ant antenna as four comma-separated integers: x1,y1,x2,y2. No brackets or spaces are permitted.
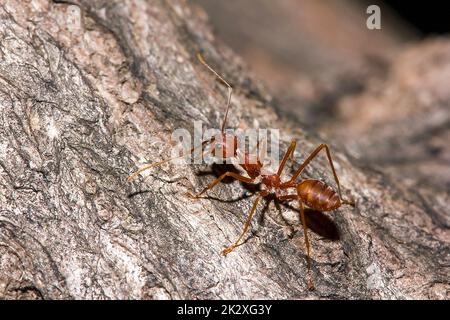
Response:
127,156,183,182
128,138,214,182
197,53,232,133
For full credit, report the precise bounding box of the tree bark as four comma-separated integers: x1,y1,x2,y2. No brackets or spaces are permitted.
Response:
0,0,448,299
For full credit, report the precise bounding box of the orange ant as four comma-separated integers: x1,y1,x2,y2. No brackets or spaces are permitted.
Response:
128,53,354,289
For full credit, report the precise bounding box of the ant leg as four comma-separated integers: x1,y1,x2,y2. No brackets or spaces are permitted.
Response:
188,172,255,199
222,191,268,256
128,158,176,182
288,144,343,200
296,193,314,290
276,194,297,203
197,53,232,133
277,191,314,289
128,137,215,182
276,140,297,176
277,191,314,288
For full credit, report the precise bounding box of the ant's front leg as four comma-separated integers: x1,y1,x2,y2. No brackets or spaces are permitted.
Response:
222,190,269,256
187,172,255,199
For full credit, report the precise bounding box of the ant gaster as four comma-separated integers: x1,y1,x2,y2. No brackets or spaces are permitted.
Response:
128,53,354,290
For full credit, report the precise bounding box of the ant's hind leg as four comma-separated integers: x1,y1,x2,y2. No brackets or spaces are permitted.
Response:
222,191,268,256
187,172,255,199
275,192,315,289
296,196,314,290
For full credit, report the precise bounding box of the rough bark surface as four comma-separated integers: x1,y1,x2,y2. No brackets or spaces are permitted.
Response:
0,0,448,299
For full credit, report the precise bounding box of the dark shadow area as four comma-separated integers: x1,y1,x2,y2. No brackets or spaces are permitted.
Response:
241,193,341,242
196,163,240,184
381,0,450,34
127,189,152,198
196,163,262,194
304,208,340,241
282,203,340,241
197,193,254,204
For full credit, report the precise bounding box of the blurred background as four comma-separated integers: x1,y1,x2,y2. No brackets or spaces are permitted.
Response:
193,0,450,226
193,0,448,128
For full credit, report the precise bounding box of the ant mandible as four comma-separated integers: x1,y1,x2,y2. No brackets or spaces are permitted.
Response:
128,53,354,290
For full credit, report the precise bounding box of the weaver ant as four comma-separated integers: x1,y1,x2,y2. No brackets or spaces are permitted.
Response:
128,53,354,289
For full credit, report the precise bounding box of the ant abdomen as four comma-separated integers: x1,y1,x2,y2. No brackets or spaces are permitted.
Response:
297,179,341,211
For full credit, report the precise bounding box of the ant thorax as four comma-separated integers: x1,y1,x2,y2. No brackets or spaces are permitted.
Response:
233,141,281,186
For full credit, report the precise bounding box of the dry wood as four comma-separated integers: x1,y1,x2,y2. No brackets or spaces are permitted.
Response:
0,0,448,299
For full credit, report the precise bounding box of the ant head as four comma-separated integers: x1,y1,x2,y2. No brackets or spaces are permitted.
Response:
211,133,238,159
240,152,263,179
